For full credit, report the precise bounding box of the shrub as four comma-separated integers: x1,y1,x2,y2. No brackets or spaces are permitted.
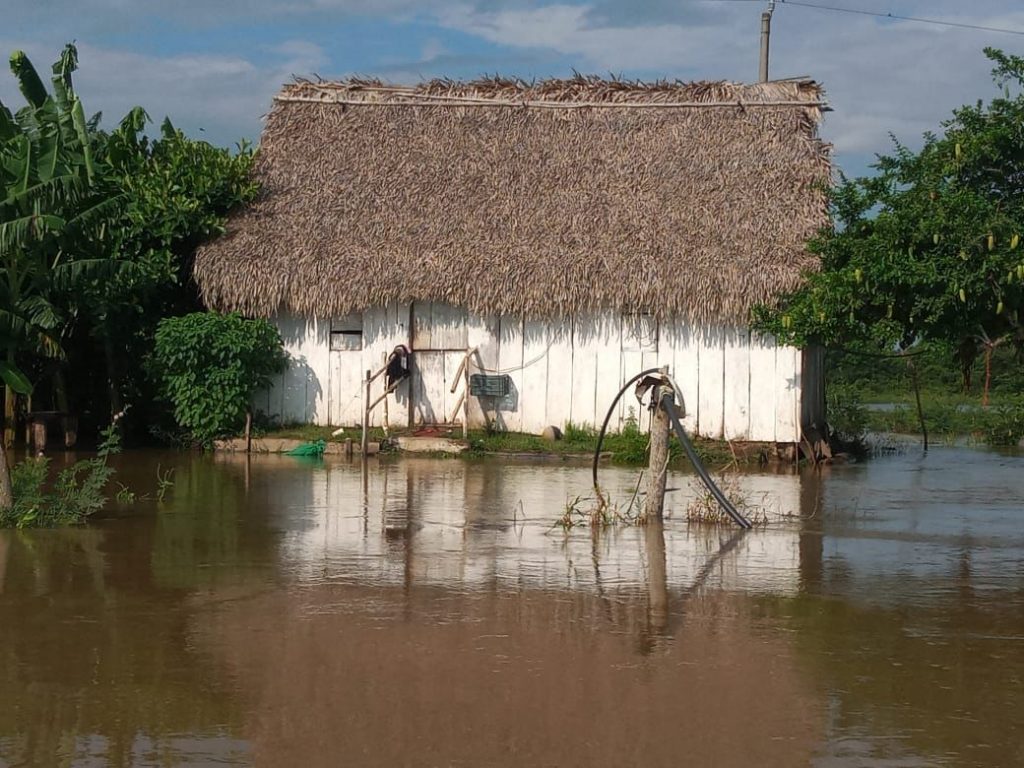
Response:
982,399,1024,447
152,312,286,445
826,382,868,440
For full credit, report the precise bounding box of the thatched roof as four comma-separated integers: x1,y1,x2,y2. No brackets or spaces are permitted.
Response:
194,75,831,323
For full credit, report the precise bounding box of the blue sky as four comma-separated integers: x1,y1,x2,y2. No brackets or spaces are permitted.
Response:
4,1,1024,177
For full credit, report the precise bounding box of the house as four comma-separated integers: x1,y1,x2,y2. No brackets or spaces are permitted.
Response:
194,75,831,443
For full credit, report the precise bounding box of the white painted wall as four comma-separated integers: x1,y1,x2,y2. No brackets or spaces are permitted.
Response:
256,305,807,442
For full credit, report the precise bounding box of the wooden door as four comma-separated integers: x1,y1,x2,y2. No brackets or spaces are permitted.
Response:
410,303,468,426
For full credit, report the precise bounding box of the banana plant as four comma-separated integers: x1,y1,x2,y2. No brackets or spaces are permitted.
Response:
0,44,129,444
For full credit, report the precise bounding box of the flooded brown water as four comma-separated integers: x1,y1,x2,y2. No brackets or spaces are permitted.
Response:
1,447,1022,767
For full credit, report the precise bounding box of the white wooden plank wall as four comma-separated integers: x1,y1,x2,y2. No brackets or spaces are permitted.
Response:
665,320,699,434
696,328,725,439
544,321,574,432
518,320,550,434
466,314,500,428
748,334,778,442
260,310,808,442
723,328,751,440
495,317,525,433
774,346,801,442
569,320,599,427
593,314,624,431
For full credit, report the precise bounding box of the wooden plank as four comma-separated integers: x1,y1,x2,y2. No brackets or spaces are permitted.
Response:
413,302,467,351
443,350,465,422
519,319,550,434
364,303,411,428
411,302,431,349
723,326,751,440
696,326,725,439
593,313,623,431
775,345,801,442
466,313,500,429
411,351,445,425
665,319,699,434
619,314,647,432
544,320,574,431
569,315,599,429
748,333,778,442
301,317,331,426
494,316,524,433
432,302,468,350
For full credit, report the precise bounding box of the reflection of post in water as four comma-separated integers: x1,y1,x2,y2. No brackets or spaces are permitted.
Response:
645,518,669,635
639,525,749,654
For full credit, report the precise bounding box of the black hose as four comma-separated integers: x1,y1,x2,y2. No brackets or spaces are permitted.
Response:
662,393,752,529
591,370,752,529
592,367,663,489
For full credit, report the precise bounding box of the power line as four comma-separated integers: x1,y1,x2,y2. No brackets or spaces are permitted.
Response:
776,0,1024,36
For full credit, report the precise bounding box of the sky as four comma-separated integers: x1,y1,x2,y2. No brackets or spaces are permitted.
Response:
3,1,1024,177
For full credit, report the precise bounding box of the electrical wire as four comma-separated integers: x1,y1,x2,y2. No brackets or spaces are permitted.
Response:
708,0,1024,36
778,0,1024,36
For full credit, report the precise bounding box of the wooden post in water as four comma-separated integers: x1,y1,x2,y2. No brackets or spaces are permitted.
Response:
361,369,371,458
644,368,672,522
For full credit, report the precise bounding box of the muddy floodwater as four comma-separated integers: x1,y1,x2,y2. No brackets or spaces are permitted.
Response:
1,446,1022,767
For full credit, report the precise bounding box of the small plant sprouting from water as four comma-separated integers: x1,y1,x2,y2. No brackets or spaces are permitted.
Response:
155,465,175,502
553,481,646,530
115,483,137,503
684,475,769,527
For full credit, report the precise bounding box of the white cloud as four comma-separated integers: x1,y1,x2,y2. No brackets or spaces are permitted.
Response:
0,39,328,145
3,0,1024,165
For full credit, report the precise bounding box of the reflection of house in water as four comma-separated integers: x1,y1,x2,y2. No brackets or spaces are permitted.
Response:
259,457,810,596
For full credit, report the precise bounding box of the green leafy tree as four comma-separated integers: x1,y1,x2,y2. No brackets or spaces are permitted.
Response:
152,313,286,446
1,44,257,445
755,48,1024,398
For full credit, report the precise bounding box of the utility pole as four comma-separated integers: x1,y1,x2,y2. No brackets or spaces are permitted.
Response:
759,0,776,83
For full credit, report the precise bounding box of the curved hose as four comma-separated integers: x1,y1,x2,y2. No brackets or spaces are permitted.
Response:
592,367,663,489
591,369,752,529
662,392,751,529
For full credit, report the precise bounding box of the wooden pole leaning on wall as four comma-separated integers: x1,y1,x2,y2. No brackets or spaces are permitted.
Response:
361,368,371,459
644,367,672,522
462,346,471,440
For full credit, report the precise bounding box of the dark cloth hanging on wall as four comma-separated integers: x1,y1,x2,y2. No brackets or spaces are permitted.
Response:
386,345,411,389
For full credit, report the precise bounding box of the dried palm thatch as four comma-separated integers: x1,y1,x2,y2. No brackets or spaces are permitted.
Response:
194,75,831,323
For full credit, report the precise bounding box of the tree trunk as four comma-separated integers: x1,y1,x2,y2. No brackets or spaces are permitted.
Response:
3,347,16,449
0,439,13,511
53,367,70,413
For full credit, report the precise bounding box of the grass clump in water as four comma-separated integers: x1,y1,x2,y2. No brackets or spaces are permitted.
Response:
684,475,769,527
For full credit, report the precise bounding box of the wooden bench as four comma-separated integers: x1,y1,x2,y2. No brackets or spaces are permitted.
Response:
25,411,78,453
